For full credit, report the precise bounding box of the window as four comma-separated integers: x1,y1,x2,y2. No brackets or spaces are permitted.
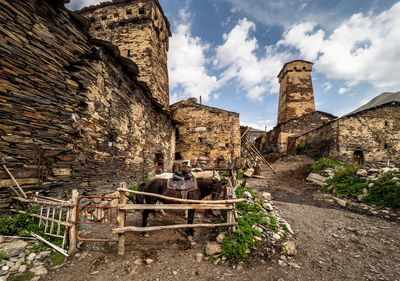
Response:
126,9,132,15
199,137,203,143
101,15,107,20
139,7,145,14
90,17,96,23
127,50,132,57
384,143,388,149
114,12,119,17
175,152,182,160
384,121,388,126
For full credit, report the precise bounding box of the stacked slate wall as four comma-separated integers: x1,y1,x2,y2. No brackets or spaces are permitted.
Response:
0,0,174,207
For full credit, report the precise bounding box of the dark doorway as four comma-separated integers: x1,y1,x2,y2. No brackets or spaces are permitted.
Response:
154,152,164,174
353,150,364,165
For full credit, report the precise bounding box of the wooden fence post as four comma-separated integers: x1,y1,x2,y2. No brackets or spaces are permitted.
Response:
68,189,78,255
118,182,127,255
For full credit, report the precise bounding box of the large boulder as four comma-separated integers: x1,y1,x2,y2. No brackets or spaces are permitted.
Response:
205,242,222,256
0,240,28,257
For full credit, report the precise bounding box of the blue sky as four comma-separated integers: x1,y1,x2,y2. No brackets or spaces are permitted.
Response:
67,0,400,130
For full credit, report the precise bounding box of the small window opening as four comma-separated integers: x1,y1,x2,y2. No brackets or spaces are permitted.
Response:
199,137,203,143
384,143,388,149
353,150,364,165
127,50,132,57
384,121,388,126
139,7,145,14
126,9,132,15
95,26,101,31
175,128,180,140
90,17,96,23
175,152,182,160
101,15,107,20
114,12,119,17
154,152,164,174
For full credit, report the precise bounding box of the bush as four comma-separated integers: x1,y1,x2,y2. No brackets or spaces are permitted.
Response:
127,175,149,201
310,158,344,173
364,173,400,208
326,165,368,198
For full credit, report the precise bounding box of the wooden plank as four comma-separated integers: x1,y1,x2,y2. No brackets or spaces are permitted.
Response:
245,137,278,175
112,222,238,234
119,203,234,211
30,232,68,257
118,182,127,256
118,188,246,204
2,165,27,198
68,189,78,255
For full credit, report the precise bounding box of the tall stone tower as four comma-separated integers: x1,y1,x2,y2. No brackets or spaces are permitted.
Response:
277,60,315,124
79,0,171,108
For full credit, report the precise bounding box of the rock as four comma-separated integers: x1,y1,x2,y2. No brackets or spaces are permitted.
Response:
368,168,379,173
92,197,102,204
195,253,203,262
357,194,366,201
172,270,178,275
336,198,347,207
282,241,297,256
242,191,253,199
35,250,51,261
262,192,272,201
288,262,301,269
205,242,222,256
110,199,118,208
263,202,273,211
0,240,28,257
381,167,398,174
216,233,225,243
145,258,153,265
362,188,368,194
144,233,150,238
19,264,27,273
27,253,36,263
306,173,327,186
31,265,48,275
282,222,294,234
244,169,254,177
368,183,374,188
356,169,368,177
262,216,270,224
0,235,4,244
272,233,281,240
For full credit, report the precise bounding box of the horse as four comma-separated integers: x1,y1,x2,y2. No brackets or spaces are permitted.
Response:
136,177,222,236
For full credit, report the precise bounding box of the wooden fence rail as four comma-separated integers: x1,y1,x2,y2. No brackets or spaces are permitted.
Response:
115,183,242,255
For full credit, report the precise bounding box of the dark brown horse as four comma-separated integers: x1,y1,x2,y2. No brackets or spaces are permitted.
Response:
136,177,222,235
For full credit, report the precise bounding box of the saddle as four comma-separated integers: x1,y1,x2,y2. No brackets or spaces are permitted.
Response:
167,170,197,191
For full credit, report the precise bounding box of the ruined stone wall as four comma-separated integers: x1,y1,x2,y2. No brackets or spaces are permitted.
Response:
171,99,241,168
293,122,339,159
79,0,171,108
293,103,400,165
258,111,336,154
0,0,174,207
337,103,400,164
277,60,315,124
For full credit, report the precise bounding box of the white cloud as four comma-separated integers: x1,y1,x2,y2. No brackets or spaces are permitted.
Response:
338,87,349,94
279,2,400,94
214,18,291,101
65,0,102,10
213,93,221,99
168,10,219,103
323,82,332,91
298,3,307,12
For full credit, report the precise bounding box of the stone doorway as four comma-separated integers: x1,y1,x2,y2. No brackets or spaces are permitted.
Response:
353,150,364,165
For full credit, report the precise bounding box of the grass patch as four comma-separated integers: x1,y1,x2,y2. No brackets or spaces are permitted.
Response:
364,172,400,208
9,272,35,281
310,158,344,173
0,250,6,262
48,251,66,267
326,165,368,198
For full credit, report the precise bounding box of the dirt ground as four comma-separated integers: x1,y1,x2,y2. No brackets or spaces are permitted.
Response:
43,155,400,281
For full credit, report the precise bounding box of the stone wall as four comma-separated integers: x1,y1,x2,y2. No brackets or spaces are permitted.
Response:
0,0,174,207
257,111,336,154
171,98,241,168
277,60,315,124
79,0,171,108
293,102,400,165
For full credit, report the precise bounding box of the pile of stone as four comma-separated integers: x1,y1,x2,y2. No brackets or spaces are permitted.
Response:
0,235,54,281
201,190,296,264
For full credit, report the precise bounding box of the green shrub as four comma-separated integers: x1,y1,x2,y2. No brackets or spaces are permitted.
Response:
127,175,149,201
327,165,368,198
364,173,400,208
9,272,35,281
310,158,344,173
48,251,66,267
0,250,6,262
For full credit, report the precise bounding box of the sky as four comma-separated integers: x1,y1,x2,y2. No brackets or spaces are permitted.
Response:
66,0,400,130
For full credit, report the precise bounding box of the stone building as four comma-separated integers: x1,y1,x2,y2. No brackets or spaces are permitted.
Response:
0,0,175,206
292,95,400,165
78,0,171,108
171,98,241,168
256,60,336,154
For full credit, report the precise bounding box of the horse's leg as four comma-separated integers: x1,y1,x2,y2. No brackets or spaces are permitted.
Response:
142,210,150,227
186,209,195,236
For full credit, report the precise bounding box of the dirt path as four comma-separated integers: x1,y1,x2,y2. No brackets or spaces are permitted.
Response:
44,155,400,281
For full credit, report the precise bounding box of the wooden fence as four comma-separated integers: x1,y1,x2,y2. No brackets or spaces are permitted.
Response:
113,184,246,255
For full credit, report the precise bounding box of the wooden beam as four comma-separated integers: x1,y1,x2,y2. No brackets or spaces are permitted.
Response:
244,137,277,174
118,188,246,204
12,197,74,207
112,222,238,234
118,203,234,211
2,165,27,198
118,182,127,256
241,126,251,139
68,189,78,255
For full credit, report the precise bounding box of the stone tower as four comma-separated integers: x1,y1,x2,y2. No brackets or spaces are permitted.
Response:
277,60,315,124
79,0,171,108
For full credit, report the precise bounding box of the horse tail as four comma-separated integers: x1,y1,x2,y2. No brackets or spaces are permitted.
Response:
135,182,147,204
